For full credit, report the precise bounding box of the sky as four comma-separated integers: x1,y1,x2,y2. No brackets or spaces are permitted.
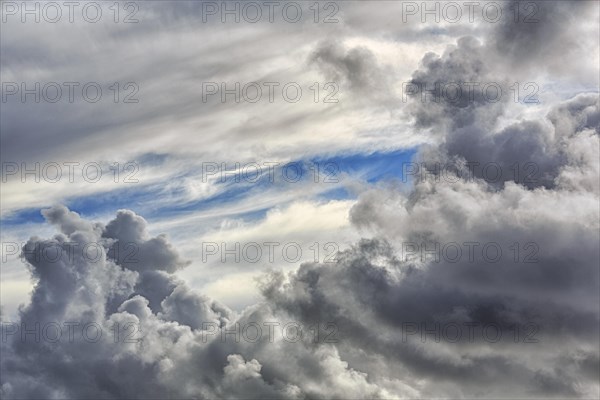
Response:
1,1,599,399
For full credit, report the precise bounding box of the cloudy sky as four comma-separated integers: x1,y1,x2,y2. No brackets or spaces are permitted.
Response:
1,0,599,398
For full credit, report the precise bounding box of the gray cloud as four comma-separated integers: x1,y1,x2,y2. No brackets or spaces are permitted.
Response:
1,1,599,398
1,207,396,398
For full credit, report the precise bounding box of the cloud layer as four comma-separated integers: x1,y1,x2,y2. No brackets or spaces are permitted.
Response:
1,1,599,398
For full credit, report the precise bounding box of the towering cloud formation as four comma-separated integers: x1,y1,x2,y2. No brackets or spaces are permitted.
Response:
1,206,396,399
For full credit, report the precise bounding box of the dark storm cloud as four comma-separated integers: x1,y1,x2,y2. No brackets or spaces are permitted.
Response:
260,238,599,397
402,1,599,189
319,1,597,397
491,0,592,68
433,94,598,189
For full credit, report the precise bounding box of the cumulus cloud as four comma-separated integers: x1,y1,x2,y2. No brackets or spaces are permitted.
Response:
0,207,400,398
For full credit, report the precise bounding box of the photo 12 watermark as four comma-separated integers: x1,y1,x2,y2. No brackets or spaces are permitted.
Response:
195,1,340,24
200,241,341,264
1,1,140,24
201,321,339,343
399,241,539,264
400,321,540,343
1,161,140,184
2,82,140,104
2,240,139,264
401,161,542,185
199,161,340,184
401,81,540,104
398,1,540,24
201,82,339,104
1,321,143,344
